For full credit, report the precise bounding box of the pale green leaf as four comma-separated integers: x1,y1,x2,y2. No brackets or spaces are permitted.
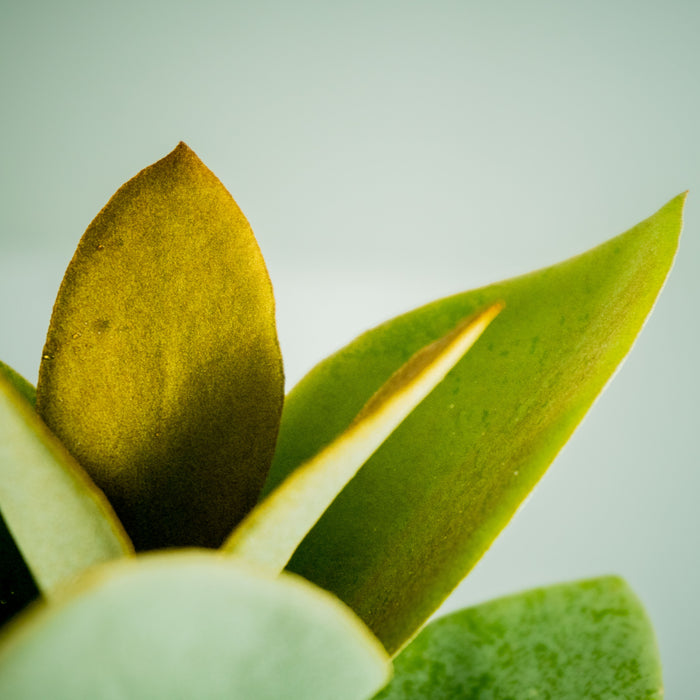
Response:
373,577,662,699
36,143,284,551
266,194,685,653
0,551,391,700
224,303,502,573
0,373,132,597
0,362,39,626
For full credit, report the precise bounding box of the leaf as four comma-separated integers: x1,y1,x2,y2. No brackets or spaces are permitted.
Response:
0,362,40,626
0,551,391,700
36,143,284,551
224,303,503,573
0,361,35,407
0,373,132,598
266,193,686,653
372,577,663,699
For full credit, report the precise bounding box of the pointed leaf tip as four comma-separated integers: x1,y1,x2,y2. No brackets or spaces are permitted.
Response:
353,301,504,426
168,140,199,162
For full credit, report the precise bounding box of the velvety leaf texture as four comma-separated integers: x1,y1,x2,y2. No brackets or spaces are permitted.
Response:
373,577,663,699
36,143,284,550
266,194,685,653
0,552,391,700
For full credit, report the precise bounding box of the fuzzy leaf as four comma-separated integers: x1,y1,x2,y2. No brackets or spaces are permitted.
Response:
266,194,685,653
225,303,502,573
0,374,132,597
36,143,284,550
0,361,35,407
0,551,391,700
373,577,663,699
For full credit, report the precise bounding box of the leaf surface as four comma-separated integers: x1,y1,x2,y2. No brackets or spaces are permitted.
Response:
225,303,502,572
0,361,35,407
373,577,663,699
0,365,40,626
266,194,685,653
0,551,391,700
36,143,284,550
0,374,132,597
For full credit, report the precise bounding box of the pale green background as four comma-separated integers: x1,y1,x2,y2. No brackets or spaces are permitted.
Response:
1,1,698,696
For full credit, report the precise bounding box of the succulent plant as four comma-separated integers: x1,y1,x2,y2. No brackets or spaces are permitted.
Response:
0,143,684,698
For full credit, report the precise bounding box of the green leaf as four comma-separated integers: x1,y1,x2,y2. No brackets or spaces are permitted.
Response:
36,143,284,551
0,551,391,700
373,577,663,699
0,373,132,597
0,361,35,407
224,303,502,573
266,193,686,653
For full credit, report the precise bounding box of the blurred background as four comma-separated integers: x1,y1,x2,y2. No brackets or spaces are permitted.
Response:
1,0,697,694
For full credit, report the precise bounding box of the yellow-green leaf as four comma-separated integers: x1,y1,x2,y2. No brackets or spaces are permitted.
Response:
266,193,685,654
0,374,132,597
0,361,35,407
374,577,662,699
36,143,284,550
0,551,391,700
225,303,502,573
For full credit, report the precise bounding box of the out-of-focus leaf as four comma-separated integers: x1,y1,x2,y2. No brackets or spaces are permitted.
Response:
266,194,685,653
373,577,663,699
0,374,132,597
0,551,391,700
36,143,284,550
225,303,503,573
0,361,35,407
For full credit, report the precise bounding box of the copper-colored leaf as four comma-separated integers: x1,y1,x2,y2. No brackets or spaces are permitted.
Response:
36,144,284,550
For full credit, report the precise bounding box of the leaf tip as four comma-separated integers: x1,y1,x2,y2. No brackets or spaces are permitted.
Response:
482,299,506,322
448,299,504,344
678,188,689,220
664,189,688,223
656,191,688,251
163,140,201,166
173,140,193,154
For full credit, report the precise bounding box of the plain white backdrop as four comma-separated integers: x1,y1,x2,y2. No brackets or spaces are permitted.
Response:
1,1,698,695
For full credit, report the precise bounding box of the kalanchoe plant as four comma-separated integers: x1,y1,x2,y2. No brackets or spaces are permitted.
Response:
0,143,685,698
